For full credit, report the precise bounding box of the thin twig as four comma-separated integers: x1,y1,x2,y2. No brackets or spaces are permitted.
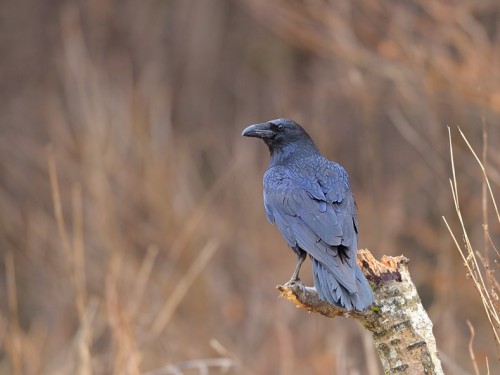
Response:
443,127,500,357
5,251,22,375
448,126,459,209
458,127,500,224
482,115,490,265
72,184,87,320
128,244,159,318
48,147,72,259
443,214,500,347
466,320,480,375
150,241,219,336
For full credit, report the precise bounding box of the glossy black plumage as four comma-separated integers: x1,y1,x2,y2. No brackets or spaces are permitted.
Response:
242,118,373,311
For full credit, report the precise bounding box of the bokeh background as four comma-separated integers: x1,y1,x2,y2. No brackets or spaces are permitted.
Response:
1,0,500,374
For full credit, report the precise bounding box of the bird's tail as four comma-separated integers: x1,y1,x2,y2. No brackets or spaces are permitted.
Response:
312,258,373,311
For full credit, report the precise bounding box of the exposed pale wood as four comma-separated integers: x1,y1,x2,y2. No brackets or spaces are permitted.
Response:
277,249,444,375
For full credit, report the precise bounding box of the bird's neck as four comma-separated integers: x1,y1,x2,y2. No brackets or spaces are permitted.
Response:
268,140,319,167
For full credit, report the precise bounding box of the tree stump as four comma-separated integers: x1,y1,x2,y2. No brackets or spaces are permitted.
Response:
277,249,444,375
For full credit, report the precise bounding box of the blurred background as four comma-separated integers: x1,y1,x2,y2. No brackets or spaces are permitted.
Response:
1,0,500,374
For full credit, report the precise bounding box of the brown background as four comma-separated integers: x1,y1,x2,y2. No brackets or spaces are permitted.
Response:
1,0,500,374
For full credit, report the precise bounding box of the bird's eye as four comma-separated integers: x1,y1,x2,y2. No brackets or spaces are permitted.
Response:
277,124,285,132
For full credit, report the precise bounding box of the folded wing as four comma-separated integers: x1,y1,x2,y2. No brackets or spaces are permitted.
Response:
264,168,359,294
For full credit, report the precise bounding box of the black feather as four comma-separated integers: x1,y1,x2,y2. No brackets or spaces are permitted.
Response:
243,118,374,311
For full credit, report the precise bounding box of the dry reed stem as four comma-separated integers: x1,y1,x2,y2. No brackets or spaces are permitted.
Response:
150,240,219,337
48,147,72,260
0,315,7,351
72,184,88,321
466,320,480,375
106,268,142,375
458,127,500,224
49,151,95,373
128,244,159,318
388,106,443,173
72,298,99,375
165,159,241,279
482,116,489,265
443,126,500,356
5,251,22,375
72,184,92,375
443,216,500,349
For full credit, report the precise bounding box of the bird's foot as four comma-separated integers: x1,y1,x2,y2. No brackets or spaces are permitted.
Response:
284,277,302,287
281,278,308,295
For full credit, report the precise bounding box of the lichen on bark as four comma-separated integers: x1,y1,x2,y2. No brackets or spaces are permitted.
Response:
277,249,444,375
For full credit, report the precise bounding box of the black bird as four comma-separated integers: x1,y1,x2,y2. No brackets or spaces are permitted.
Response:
242,118,373,311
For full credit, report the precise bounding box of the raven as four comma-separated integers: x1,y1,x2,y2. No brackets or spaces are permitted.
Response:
242,118,373,311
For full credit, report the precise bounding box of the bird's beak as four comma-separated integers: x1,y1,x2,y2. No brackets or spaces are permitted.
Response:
241,123,274,138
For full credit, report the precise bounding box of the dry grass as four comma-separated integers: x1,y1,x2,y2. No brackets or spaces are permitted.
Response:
1,0,500,374
443,126,500,369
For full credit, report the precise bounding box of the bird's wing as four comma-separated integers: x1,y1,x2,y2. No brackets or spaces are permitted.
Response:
264,169,358,293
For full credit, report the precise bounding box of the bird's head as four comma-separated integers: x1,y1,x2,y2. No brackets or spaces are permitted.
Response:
242,118,318,158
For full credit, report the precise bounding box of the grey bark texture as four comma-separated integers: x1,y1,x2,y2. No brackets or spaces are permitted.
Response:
277,249,444,375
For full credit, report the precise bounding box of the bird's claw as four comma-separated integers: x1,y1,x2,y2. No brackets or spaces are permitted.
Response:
284,278,302,287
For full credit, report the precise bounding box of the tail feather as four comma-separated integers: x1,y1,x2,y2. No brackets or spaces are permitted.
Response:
312,258,373,311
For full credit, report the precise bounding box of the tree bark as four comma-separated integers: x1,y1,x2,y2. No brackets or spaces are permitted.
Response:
277,249,444,375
